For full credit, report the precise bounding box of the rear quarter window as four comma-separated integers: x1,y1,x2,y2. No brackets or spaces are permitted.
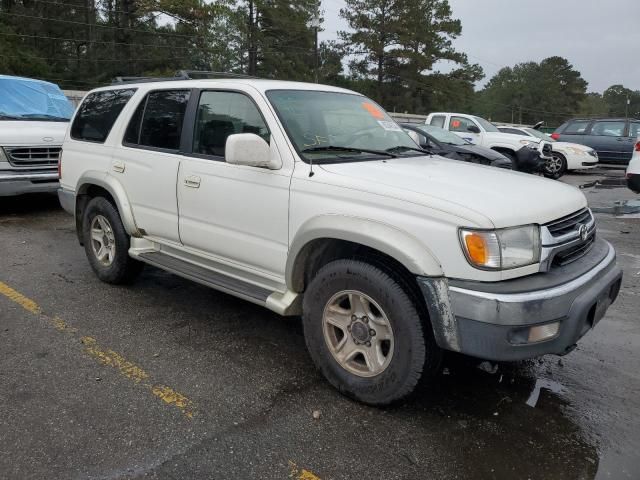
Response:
71,89,136,143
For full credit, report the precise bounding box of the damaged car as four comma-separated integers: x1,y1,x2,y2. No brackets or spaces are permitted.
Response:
401,123,513,169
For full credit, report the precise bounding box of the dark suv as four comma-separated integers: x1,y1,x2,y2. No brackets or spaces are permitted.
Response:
552,118,640,165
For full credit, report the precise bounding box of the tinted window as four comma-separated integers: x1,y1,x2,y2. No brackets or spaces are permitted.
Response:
430,115,445,128
450,116,476,133
591,121,625,137
135,90,190,150
564,120,590,135
629,122,640,138
194,91,269,157
123,97,145,145
71,89,135,142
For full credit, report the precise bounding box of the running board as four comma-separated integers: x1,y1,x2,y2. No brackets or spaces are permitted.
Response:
137,251,272,305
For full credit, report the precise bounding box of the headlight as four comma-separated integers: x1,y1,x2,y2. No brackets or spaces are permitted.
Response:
519,139,536,146
566,147,587,156
459,225,541,270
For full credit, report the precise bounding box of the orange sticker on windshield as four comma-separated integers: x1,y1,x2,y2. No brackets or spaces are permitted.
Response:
451,120,461,128
362,102,384,119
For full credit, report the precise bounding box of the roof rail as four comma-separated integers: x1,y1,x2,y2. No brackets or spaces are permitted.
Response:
111,70,259,85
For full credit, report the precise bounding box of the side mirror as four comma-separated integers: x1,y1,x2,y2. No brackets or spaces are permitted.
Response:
467,125,481,134
225,133,280,169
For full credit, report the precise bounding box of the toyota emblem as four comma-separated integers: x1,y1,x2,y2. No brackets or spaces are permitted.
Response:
578,224,588,241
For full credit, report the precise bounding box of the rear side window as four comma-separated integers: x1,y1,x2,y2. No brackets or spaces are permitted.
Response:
124,90,190,151
430,115,445,128
71,89,136,143
563,120,591,135
193,91,269,158
630,122,640,138
591,120,626,137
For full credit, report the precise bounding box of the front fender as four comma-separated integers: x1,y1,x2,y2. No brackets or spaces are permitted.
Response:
286,214,443,290
76,171,141,237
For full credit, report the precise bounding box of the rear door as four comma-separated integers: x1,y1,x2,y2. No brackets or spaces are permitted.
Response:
111,89,191,243
588,120,628,163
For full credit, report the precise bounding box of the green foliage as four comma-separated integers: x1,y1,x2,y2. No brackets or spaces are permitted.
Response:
474,56,588,125
339,0,482,113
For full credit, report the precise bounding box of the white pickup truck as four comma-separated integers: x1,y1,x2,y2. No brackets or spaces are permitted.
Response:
0,75,73,196
58,78,622,406
426,112,553,175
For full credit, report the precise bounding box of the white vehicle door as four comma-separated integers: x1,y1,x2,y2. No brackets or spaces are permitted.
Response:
110,89,191,244
449,115,481,144
177,88,291,281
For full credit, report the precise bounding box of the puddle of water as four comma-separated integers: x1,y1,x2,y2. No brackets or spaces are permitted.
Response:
526,378,567,407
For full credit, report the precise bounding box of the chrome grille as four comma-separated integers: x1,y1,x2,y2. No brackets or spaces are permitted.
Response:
4,146,62,167
552,234,596,267
544,208,593,237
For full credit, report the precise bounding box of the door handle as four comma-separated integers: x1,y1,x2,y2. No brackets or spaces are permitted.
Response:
184,175,201,188
112,160,125,173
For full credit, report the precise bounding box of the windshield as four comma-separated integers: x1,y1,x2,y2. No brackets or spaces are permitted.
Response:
416,125,469,146
266,90,419,162
524,128,555,142
0,76,74,121
473,116,500,132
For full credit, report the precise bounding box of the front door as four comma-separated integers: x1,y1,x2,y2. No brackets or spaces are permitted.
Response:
177,89,290,281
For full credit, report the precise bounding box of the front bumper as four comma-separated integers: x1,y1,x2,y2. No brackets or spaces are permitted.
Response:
57,187,75,215
418,239,622,361
0,170,59,196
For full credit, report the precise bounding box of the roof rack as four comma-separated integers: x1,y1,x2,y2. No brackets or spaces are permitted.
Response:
111,70,259,85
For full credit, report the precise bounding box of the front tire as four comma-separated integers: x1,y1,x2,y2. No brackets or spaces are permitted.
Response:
302,260,441,406
543,152,567,179
82,196,143,284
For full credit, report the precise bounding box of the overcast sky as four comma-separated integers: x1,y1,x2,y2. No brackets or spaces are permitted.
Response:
319,0,640,93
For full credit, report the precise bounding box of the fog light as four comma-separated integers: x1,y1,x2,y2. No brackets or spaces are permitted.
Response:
527,322,560,343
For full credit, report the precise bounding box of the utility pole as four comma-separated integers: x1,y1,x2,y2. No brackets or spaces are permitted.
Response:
626,95,630,119
310,10,321,83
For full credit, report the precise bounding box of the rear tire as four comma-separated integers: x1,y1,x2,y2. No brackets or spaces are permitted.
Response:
82,196,143,284
302,259,442,406
543,152,567,179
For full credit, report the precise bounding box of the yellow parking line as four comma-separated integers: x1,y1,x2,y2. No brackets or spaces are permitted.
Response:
288,461,322,480
0,280,195,419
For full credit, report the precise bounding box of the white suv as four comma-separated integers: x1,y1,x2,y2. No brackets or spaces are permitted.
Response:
58,78,623,405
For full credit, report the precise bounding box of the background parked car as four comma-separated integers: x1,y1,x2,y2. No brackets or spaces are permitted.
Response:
0,75,74,196
425,112,550,174
626,137,640,193
552,118,639,165
498,125,598,179
401,123,512,169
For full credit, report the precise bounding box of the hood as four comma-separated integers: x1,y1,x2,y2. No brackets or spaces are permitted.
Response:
0,120,69,146
319,155,586,228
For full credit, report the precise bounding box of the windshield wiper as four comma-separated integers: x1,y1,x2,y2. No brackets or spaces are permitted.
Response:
302,145,398,158
386,145,432,155
0,114,23,120
21,114,70,121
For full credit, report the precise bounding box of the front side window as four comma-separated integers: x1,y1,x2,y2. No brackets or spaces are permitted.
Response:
267,90,417,163
193,91,270,158
450,116,477,133
124,90,190,150
430,115,445,128
71,89,136,143
591,121,626,137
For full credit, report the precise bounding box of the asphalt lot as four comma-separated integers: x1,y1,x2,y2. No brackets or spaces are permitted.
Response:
1,168,639,480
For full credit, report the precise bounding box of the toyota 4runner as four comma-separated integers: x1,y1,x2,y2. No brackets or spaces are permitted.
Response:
58,78,623,406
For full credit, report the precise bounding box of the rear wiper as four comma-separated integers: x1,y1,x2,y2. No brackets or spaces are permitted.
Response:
386,145,432,155
302,145,398,158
